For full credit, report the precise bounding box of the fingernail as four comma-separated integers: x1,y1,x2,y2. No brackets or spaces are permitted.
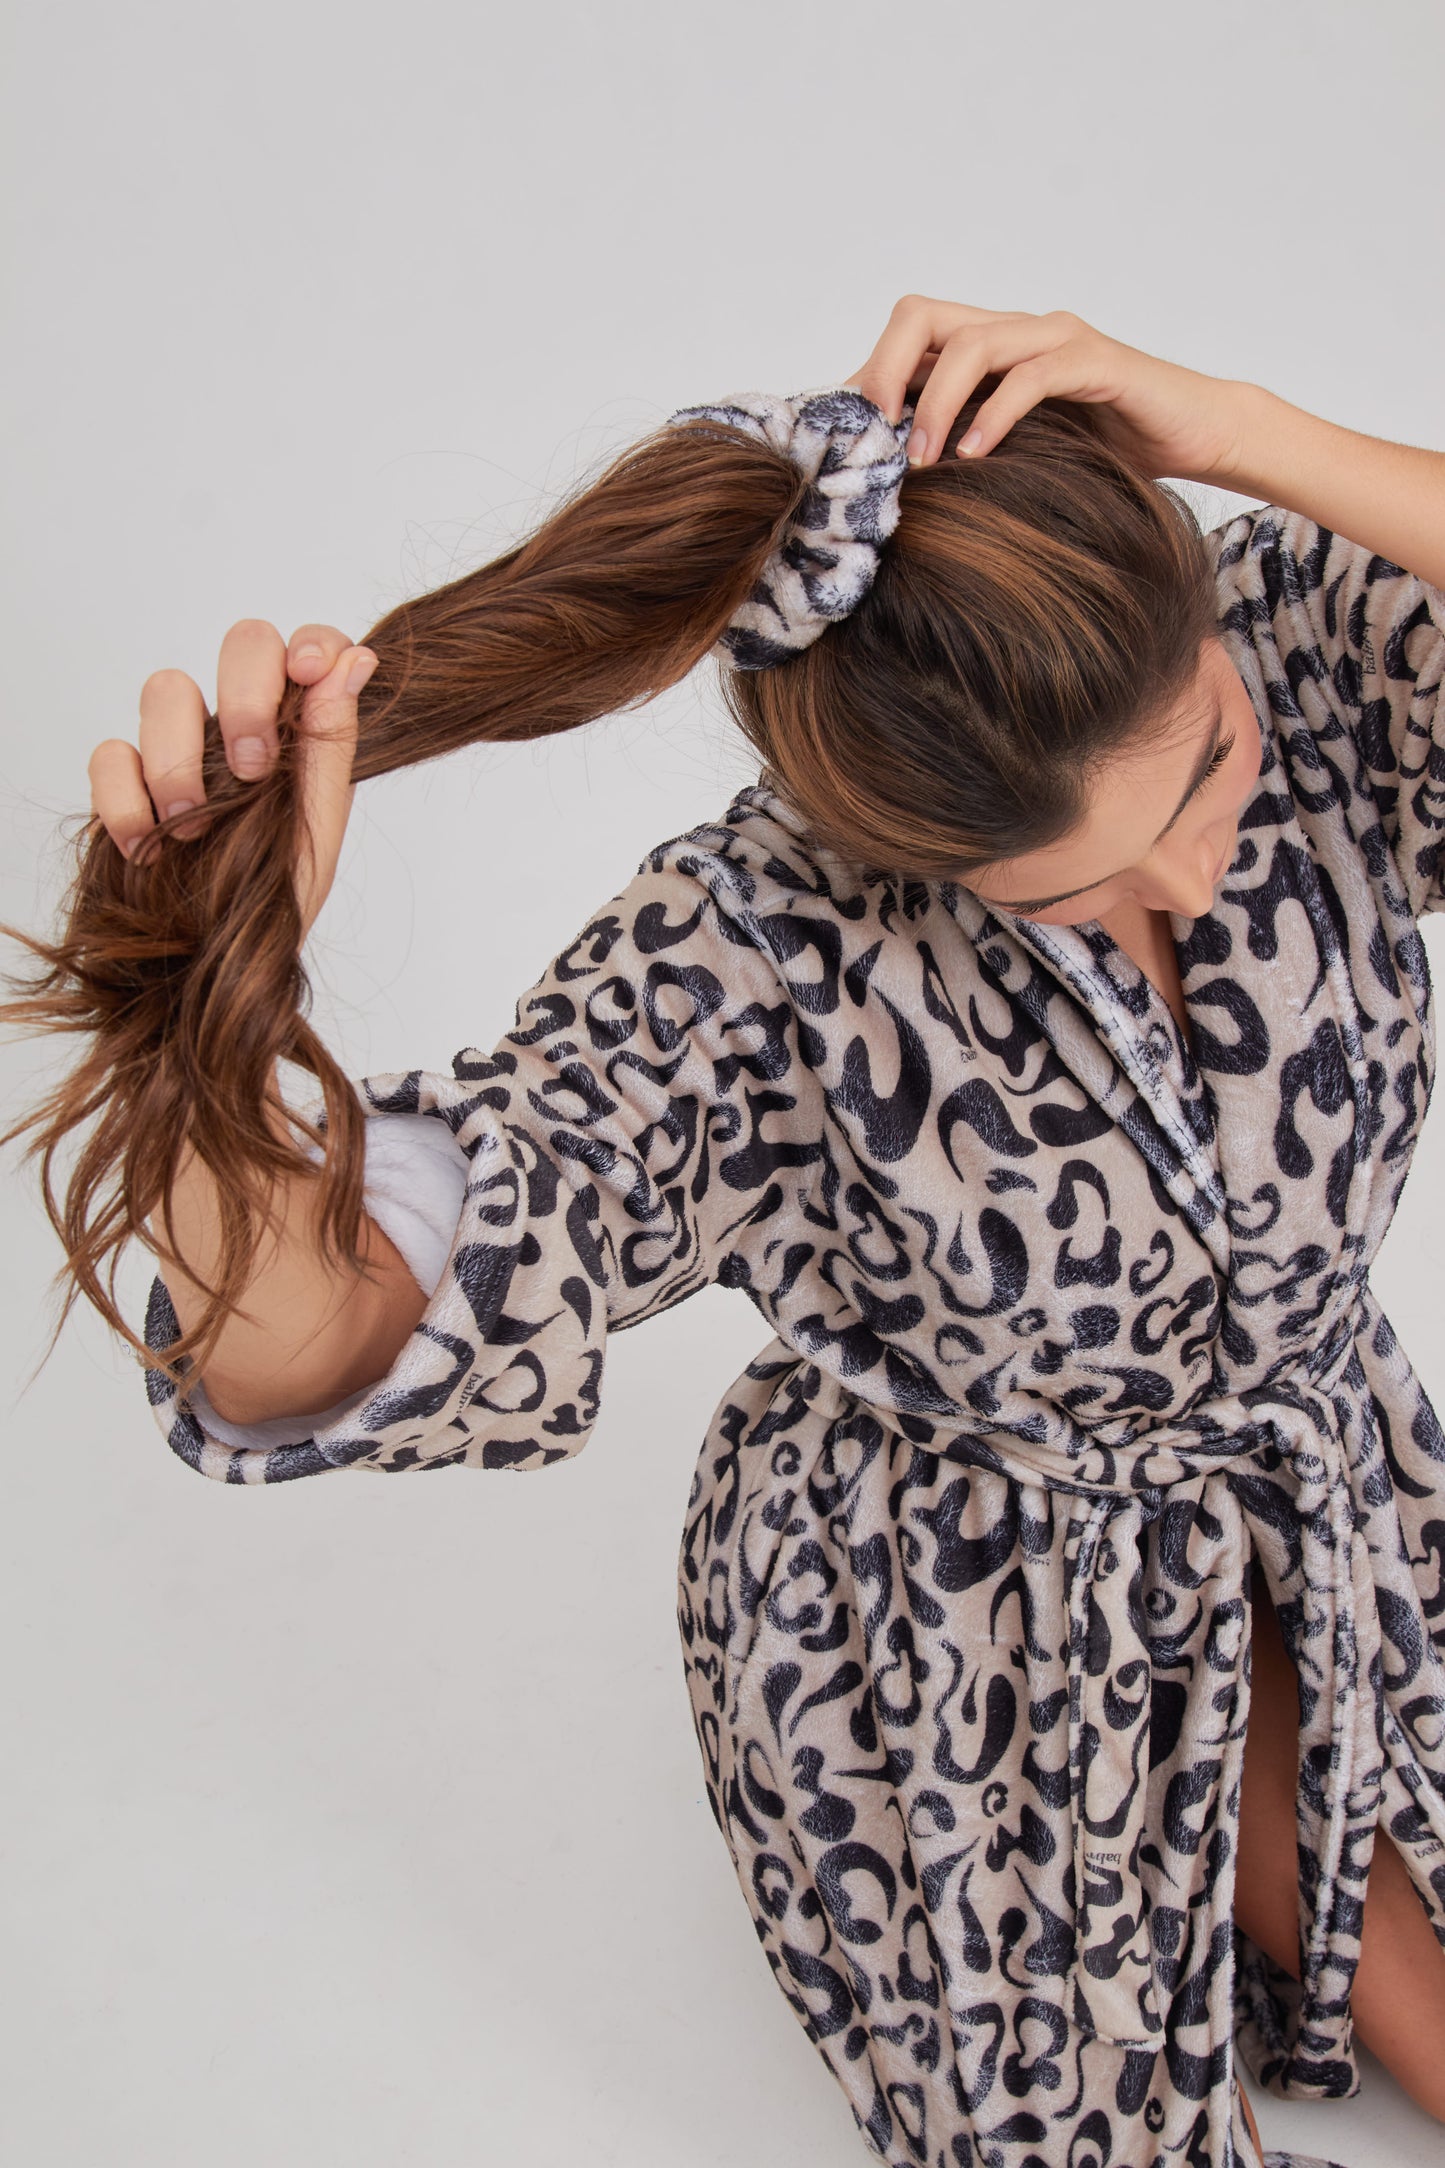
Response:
163,798,198,821
294,644,324,671
958,428,984,456
345,649,378,696
119,835,138,859
906,429,928,466
232,736,270,777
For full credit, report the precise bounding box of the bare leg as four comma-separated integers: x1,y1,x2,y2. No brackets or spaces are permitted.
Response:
1234,1565,1445,2123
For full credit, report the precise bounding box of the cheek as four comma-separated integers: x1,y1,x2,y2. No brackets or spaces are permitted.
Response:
1224,709,1264,809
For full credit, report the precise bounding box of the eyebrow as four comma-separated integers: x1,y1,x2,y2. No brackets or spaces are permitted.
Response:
982,698,1226,914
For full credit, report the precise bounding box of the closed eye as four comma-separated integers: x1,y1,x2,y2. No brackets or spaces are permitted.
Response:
986,721,1240,914
1190,730,1234,799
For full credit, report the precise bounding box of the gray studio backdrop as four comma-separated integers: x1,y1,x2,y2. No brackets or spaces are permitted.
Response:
4,4,1444,2164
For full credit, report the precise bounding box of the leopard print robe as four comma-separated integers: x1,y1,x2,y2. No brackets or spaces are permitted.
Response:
144,505,1445,2168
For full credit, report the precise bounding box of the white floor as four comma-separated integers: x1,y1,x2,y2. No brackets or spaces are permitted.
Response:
1245,2052,1441,2168
1,1273,1439,2168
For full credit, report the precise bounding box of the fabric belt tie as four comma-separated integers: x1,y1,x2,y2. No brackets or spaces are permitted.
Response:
792,1298,1375,2064
1057,1315,1369,2052
1065,1488,1165,2046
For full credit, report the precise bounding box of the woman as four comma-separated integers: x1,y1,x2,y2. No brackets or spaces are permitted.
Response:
10,297,1445,2168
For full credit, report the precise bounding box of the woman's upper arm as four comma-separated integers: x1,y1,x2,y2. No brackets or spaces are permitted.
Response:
1226,503,1445,922
142,849,802,1483
195,1209,428,1428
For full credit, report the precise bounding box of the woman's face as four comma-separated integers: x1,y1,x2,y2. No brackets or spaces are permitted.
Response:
964,638,1263,926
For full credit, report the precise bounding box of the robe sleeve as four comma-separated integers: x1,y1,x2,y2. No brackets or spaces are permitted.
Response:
141,839,802,1483
1220,502,1445,921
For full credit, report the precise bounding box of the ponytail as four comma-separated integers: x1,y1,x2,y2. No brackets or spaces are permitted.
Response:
5,391,1222,1391
2,421,806,1381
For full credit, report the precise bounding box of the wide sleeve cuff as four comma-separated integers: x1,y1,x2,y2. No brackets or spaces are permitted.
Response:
182,1110,470,1456
143,1081,611,1484
139,839,808,1486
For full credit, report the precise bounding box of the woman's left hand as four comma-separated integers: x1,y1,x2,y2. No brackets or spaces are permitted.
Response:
846,295,1254,485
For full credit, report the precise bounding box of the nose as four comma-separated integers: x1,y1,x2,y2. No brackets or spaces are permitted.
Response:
1141,829,1233,918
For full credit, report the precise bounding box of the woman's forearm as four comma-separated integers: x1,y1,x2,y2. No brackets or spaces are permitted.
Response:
1213,382,1445,593
154,1142,428,1427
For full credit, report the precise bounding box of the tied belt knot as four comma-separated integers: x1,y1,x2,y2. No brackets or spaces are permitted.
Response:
1059,1311,1362,2050
791,1295,1370,2057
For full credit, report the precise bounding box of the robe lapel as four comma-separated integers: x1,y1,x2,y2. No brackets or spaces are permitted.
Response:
942,884,1233,1282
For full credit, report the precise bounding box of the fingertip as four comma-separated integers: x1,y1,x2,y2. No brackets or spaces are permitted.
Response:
229,735,276,779
313,644,368,688
160,796,206,843
343,647,379,697
118,820,157,863
287,626,354,684
849,373,902,426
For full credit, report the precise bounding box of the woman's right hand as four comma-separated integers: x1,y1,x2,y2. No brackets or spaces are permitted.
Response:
82,617,423,1423
87,619,379,938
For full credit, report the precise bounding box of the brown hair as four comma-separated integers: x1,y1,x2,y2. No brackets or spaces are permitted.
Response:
2,385,1218,1384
